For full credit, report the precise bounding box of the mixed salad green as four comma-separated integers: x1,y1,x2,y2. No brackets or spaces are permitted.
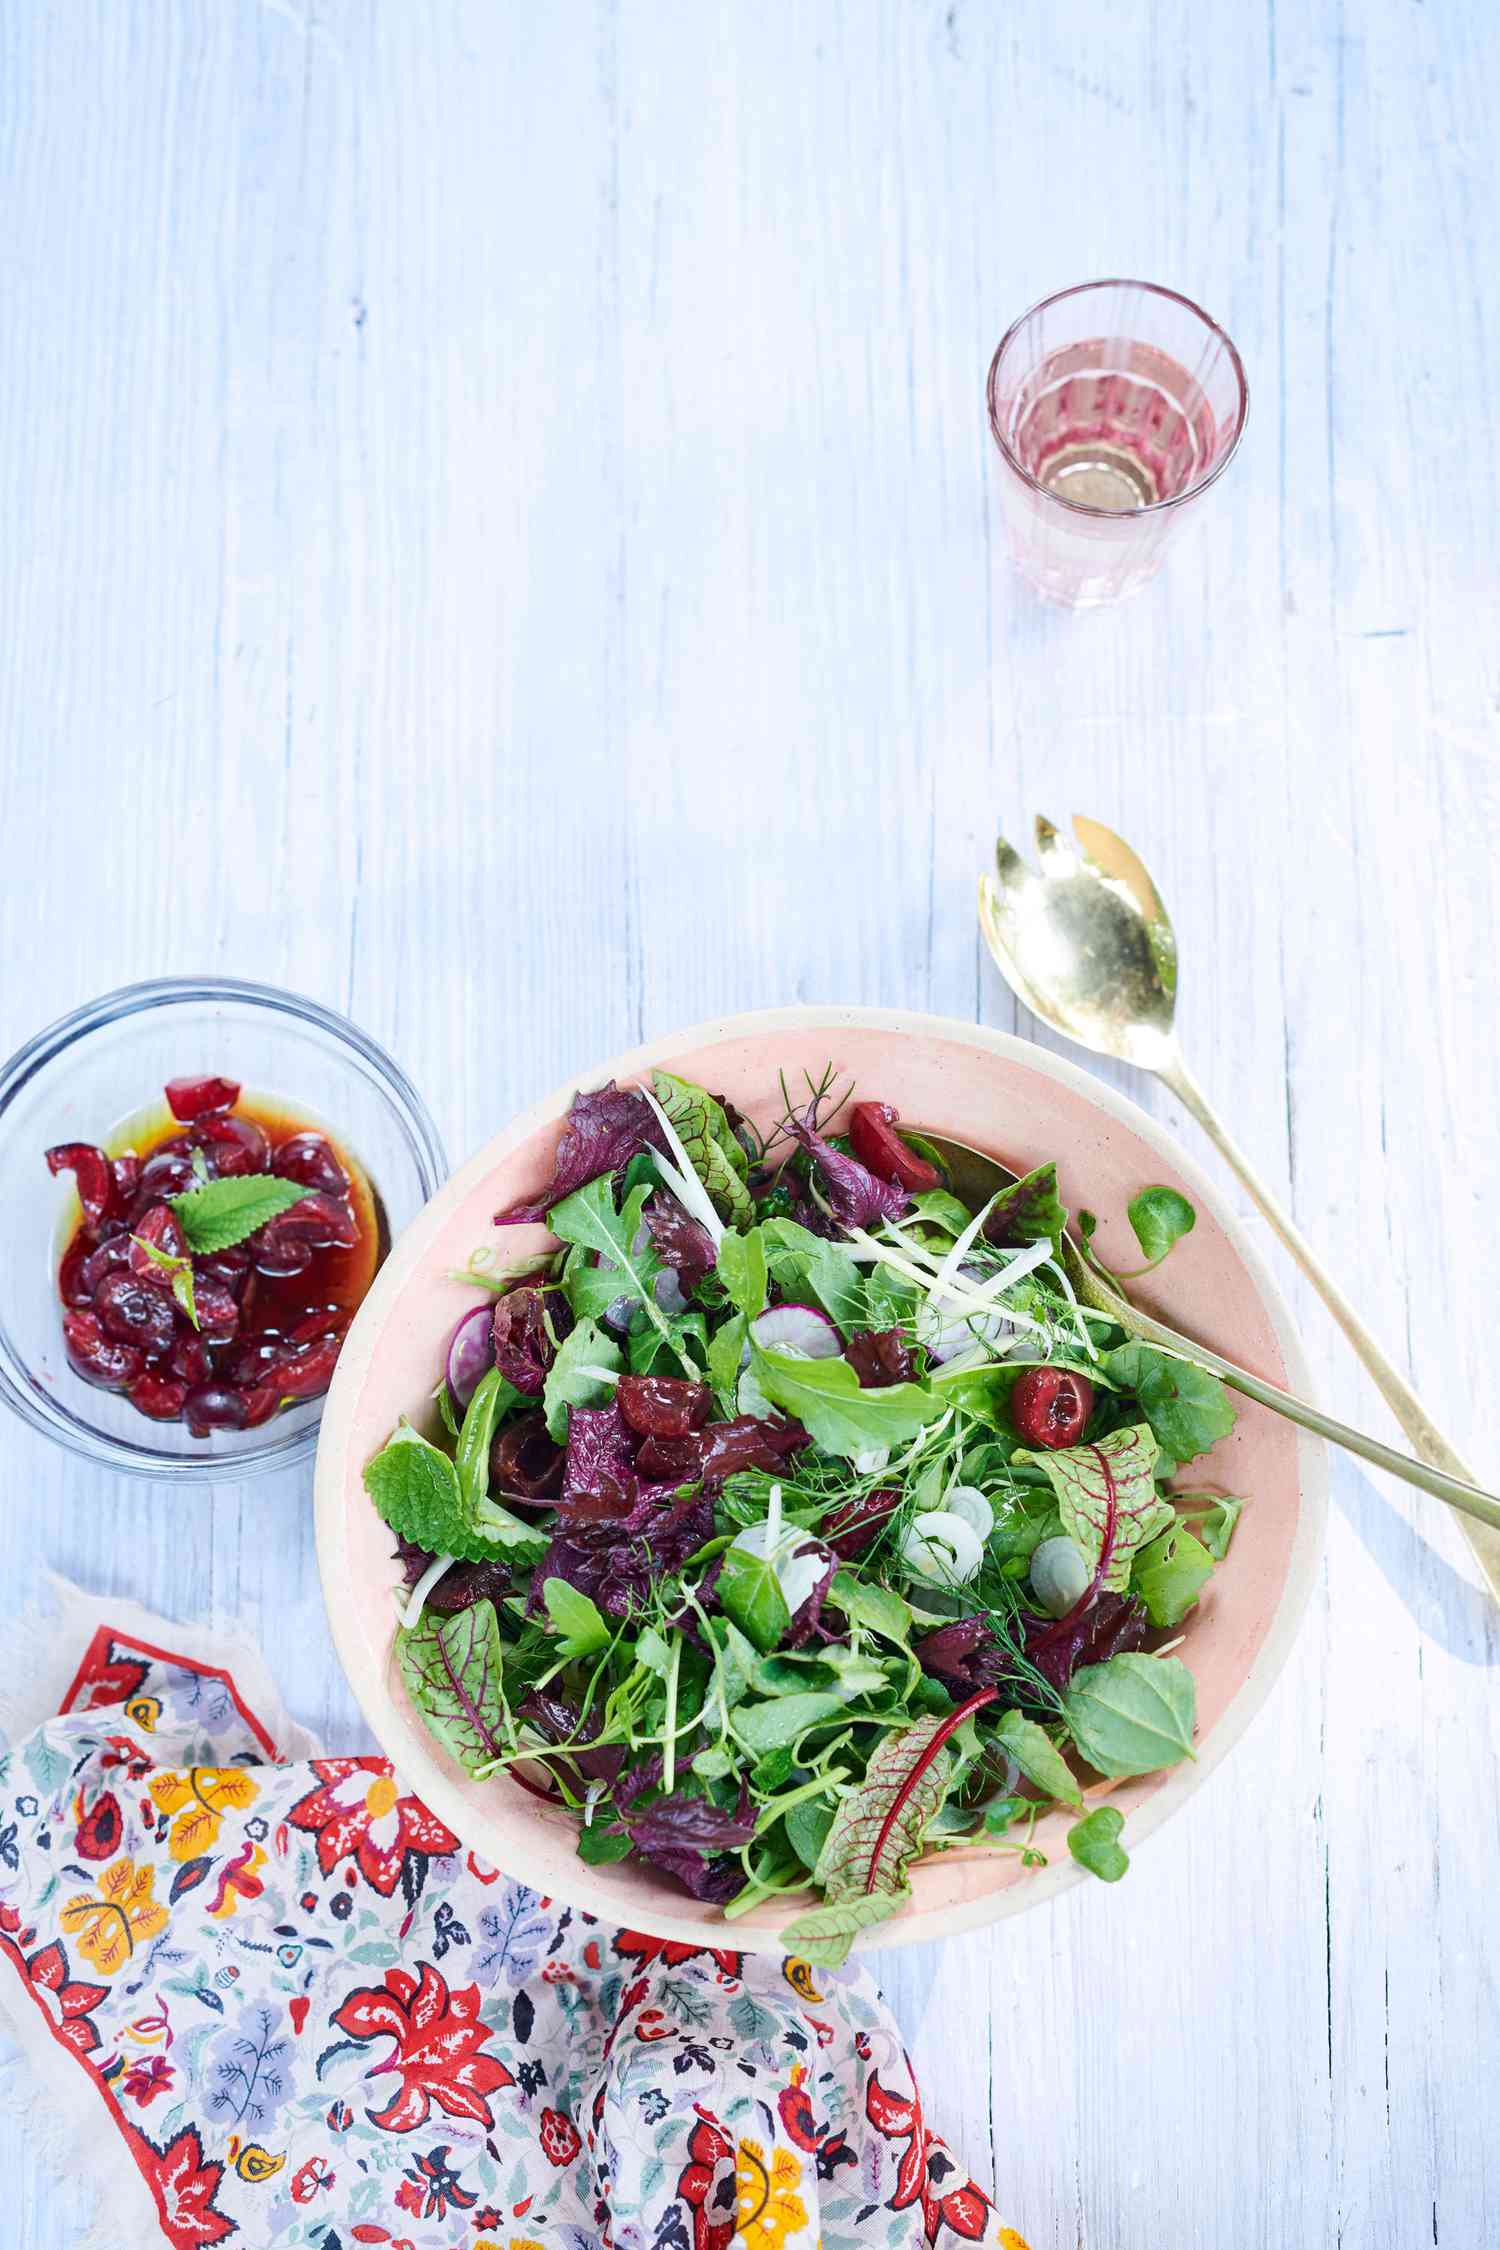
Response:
363,1069,1242,1963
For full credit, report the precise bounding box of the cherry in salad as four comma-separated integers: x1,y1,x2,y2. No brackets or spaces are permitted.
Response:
50,1074,381,1433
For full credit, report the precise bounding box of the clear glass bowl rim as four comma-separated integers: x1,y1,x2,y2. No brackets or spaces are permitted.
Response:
0,973,448,1481
986,277,1250,520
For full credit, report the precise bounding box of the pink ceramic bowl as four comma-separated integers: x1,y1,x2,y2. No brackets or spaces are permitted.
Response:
315,1007,1325,1954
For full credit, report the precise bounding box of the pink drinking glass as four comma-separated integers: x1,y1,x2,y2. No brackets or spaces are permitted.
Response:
987,280,1248,608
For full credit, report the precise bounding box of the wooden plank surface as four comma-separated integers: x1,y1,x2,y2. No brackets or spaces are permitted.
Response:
0,3,1495,2242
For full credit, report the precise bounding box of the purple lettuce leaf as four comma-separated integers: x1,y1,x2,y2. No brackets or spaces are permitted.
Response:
496,1081,666,1226
520,1691,625,1785
783,1546,837,1649
528,1489,714,1622
787,1104,909,1230
1023,1592,1149,1693
913,1615,1011,1694
623,1777,756,1901
844,1328,915,1388
644,1190,717,1290
559,1402,638,1523
394,1538,512,1617
492,1285,572,1396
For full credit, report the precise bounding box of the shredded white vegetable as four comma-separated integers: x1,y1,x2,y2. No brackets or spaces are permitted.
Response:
635,1081,727,1246
395,1553,456,1634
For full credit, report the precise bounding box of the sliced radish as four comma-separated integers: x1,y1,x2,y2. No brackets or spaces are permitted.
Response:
751,1303,842,1358
446,1305,495,1412
730,1517,832,1614
899,1510,985,1585
942,1486,993,1540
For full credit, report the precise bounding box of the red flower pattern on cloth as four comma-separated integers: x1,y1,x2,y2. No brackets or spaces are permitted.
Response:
289,1757,461,1896
0,1607,1017,2250
332,1961,515,2132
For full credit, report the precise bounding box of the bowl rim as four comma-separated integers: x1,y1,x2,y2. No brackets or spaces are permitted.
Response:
315,1004,1327,1952
0,974,448,1481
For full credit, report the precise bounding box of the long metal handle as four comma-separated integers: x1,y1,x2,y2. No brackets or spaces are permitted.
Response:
1157,1050,1500,1593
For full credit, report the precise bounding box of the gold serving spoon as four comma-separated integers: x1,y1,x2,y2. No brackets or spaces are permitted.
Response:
976,815,1500,1595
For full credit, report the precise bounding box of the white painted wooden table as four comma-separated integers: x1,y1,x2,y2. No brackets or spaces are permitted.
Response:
2,3,1497,2242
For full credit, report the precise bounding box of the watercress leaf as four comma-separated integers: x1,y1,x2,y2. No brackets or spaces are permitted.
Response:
1131,1520,1215,1628
1013,1423,1173,1592
396,1599,509,1773
650,1069,753,1224
907,1188,975,1238
717,1544,793,1655
785,1797,836,1871
540,1578,611,1662
733,1692,847,1753
365,1420,500,1563
752,1344,943,1462
690,1743,736,1781
1064,1652,1197,1777
711,1617,763,1709
1196,1493,1243,1560
827,1570,913,1646
983,1161,1067,1252
1102,1343,1236,1465
1127,1186,1196,1265
716,1227,769,1320
994,1708,1082,1806
778,1885,909,1966
811,1712,957,1900
750,1746,796,1792
1067,1804,1129,1881
169,1173,312,1254
635,1624,674,1678
577,1823,634,1865
541,1315,623,1442
758,1218,865,1330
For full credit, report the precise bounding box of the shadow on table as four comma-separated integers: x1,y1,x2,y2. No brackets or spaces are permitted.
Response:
1332,1452,1499,1662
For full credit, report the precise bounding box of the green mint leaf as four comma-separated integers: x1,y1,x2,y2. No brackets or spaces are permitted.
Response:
752,1345,943,1462
778,1885,908,1966
576,1822,634,1865
170,1173,312,1254
758,1218,866,1330
984,1161,1068,1252
1127,1186,1196,1266
540,1577,611,1662
716,1227,769,1320
363,1417,543,1564
1067,1804,1130,1881
717,1544,793,1655
811,1713,957,1899
1013,1424,1172,1593
650,1069,752,1224
1064,1652,1197,1777
1103,1343,1236,1465
733,1691,847,1754
993,1708,1082,1807
541,1316,622,1443
396,1599,509,1773
827,1571,912,1646
1131,1520,1216,1628
131,1233,200,1330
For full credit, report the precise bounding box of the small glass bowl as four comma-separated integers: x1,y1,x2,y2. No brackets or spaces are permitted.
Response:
0,977,448,1481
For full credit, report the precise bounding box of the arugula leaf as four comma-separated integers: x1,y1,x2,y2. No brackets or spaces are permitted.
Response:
1064,1652,1197,1777
779,1886,908,1965
1180,1491,1243,1559
707,1309,750,1414
541,1316,622,1442
396,1600,509,1773
170,1173,311,1254
758,1219,865,1330
716,1228,769,1320
650,1069,753,1224
1131,1520,1215,1628
541,1578,611,1662
1102,1343,1236,1465
907,1188,975,1237
752,1345,943,1462
984,1162,1067,1252
993,1708,1081,1806
131,1232,199,1329
548,1176,684,1365
733,1692,847,1753
1127,1186,1196,1265
1067,1804,1129,1881
628,1308,708,1378
717,1544,793,1654
827,1571,912,1646
1014,1423,1172,1593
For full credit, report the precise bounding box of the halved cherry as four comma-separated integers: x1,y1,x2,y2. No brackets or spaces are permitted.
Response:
192,1114,269,1176
128,1371,191,1420
1011,1366,1095,1449
112,1155,141,1208
165,1075,241,1122
272,1132,349,1196
58,1237,97,1308
79,1235,134,1296
62,1309,144,1391
128,1206,189,1288
184,1384,250,1434
46,1143,117,1229
128,1150,198,1220
192,1278,241,1345
267,1333,344,1398
848,1102,942,1193
95,1272,177,1354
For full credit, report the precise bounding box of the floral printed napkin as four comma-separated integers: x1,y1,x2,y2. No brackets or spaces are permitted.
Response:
0,1586,1026,2250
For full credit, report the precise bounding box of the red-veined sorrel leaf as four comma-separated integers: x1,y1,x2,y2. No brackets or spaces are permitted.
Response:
1015,1423,1170,1595
813,1689,997,1903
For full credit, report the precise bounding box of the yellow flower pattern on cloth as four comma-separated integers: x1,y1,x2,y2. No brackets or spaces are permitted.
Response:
147,1764,260,1861
58,1854,169,1975
736,2136,812,2250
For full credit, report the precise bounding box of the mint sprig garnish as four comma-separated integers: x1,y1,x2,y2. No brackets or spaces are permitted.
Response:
169,1174,311,1254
